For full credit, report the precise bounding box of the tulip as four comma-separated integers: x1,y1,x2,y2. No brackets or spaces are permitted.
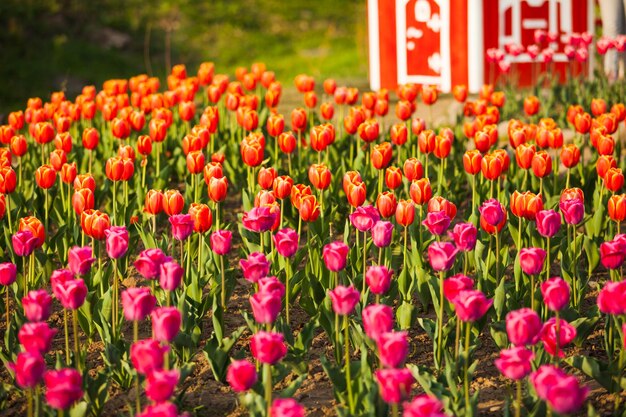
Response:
151,307,181,343
377,331,409,368
535,209,560,238
422,211,451,236
22,289,52,322
145,369,179,403
376,191,397,219
44,369,83,410
240,252,270,283
134,248,168,279
136,403,179,417
541,318,576,357
362,304,394,342
322,241,349,274
544,372,589,414
366,265,393,297
600,239,626,270
329,285,360,316
130,339,168,375
371,220,394,251
250,290,282,324
122,287,156,326
349,205,380,232
251,330,287,365
374,368,414,404
403,394,448,417
428,242,457,272
541,277,570,312
210,230,232,256
0,262,17,325
597,281,626,314
454,289,493,322
495,346,534,380
448,222,477,254
559,198,584,225
67,246,95,277
227,359,258,393
8,351,45,389
169,214,194,241
56,278,87,311
269,398,305,417
506,308,542,346
243,206,278,235
18,322,57,354
159,260,183,293
273,228,298,258
443,274,474,303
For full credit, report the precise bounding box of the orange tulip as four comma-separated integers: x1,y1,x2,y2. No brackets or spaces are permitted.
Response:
560,144,580,168
604,168,624,192
144,190,164,215
10,134,28,157
608,194,626,222
590,98,607,116
149,118,167,143
433,134,452,159
463,150,482,175
418,130,436,154
186,151,205,175
346,182,366,208
240,136,264,167
385,166,403,190
73,174,96,192
162,189,184,216
596,155,617,179
452,85,468,102
511,191,543,220
376,191,397,218
308,164,332,190
403,158,423,182
273,175,293,200
267,114,285,137
531,151,552,178
35,165,56,189
111,117,131,140
8,111,24,130
178,101,196,122
49,150,67,171
72,188,94,215
395,199,415,227
0,166,17,194
290,184,312,210
421,85,438,105
278,131,296,154
298,194,320,222
60,163,77,184
208,176,229,202
19,216,45,247
390,123,408,146
409,178,432,205
324,79,337,95
515,143,536,170
481,153,503,180
371,142,393,169
523,96,540,116
320,102,334,120
560,188,584,204
32,122,55,145
574,112,591,134
291,108,307,133
428,196,457,220
258,167,277,190
358,120,380,143
395,100,412,121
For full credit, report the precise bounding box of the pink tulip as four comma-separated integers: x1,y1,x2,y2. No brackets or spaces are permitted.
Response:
494,346,534,380
8,351,45,389
250,291,282,324
18,322,57,354
559,198,584,225
402,394,448,417
371,220,394,248
270,398,305,417
366,265,393,295
121,287,156,321
479,199,505,226
546,373,589,414
0,262,17,286
541,277,570,311
600,239,626,270
535,209,561,238
67,246,95,276
530,365,566,400
448,222,477,252
159,260,184,291
130,339,168,375
506,308,542,346
12,230,37,257
137,403,179,417
443,274,474,303
453,290,493,322
134,248,169,279
210,229,233,255
145,369,180,403
258,276,286,297
421,211,451,236
518,247,546,275
541,318,576,357
56,278,87,310
226,359,258,392
169,214,194,241
274,228,299,257
250,331,287,365
427,242,458,272
322,241,350,272
349,205,380,232
151,307,181,343
242,206,277,233
22,289,52,322
377,331,409,368
104,226,129,259
597,280,626,314
375,368,414,404
240,252,270,283
328,285,360,315
44,368,83,410
50,269,74,300
362,304,394,342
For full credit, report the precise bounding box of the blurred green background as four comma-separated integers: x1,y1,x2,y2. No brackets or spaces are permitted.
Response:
0,0,368,114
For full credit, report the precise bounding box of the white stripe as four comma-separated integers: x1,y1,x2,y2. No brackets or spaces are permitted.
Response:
368,0,382,91
468,0,484,93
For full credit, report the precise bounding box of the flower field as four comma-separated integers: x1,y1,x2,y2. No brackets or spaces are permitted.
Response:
1,31,626,417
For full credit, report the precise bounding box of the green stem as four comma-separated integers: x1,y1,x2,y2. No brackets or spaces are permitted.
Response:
72,310,79,370
344,315,355,414
464,322,471,409
531,274,536,311
5,286,9,329
555,311,561,361
515,379,522,417
27,388,33,417
362,232,367,296
64,309,70,365
436,270,445,368
112,181,117,225
134,320,140,413
285,260,291,324
264,363,272,416
454,317,460,360
220,255,226,311
392,403,399,417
